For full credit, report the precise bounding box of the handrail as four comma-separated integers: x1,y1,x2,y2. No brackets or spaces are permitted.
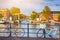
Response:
0,23,59,38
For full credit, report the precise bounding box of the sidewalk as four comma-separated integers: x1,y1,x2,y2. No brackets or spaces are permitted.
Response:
0,37,58,40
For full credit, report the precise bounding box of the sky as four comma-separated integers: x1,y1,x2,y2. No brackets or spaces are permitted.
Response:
0,0,60,16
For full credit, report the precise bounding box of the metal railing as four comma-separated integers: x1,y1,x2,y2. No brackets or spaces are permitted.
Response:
0,23,60,38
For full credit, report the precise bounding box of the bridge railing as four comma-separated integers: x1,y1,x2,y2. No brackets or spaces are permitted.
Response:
0,23,60,38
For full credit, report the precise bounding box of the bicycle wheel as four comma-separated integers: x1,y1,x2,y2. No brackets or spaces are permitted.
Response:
37,29,44,38
46,28,58,38
13,28,25,37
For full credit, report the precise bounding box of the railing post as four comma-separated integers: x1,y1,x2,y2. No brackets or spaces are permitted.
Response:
9,23,12,37
43,29,46,38
27,23,29,38
58,26,60,40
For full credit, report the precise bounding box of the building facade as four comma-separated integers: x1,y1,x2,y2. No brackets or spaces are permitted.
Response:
51,11,60,21
39,11,60,21
0,8,10,20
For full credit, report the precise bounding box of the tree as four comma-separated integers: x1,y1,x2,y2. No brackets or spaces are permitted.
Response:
10,7,20,15
30,11,38,20
42,6,52,28
0,14,3,18
10,7,21,35
19,14,26,19
30,11,38,28
13,14,18,20
42,6,52,19
10,7,20,19
58,14,60,21
10,7,20,20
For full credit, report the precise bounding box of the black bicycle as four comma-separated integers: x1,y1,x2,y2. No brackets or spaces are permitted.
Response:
8,23,25,37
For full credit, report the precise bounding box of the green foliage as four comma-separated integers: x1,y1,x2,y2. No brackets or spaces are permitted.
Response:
0,14,3,18
13,15,18,20
58,14,60,20
30,11,38,20
42,6,52,19
12,13,26,20
10,7,20,15
19,14,26,19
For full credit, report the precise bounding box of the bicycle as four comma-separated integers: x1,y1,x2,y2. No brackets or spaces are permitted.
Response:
9,23,25,37
37,27,58,38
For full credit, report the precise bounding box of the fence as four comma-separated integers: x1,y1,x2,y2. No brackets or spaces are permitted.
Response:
0,23,60,38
